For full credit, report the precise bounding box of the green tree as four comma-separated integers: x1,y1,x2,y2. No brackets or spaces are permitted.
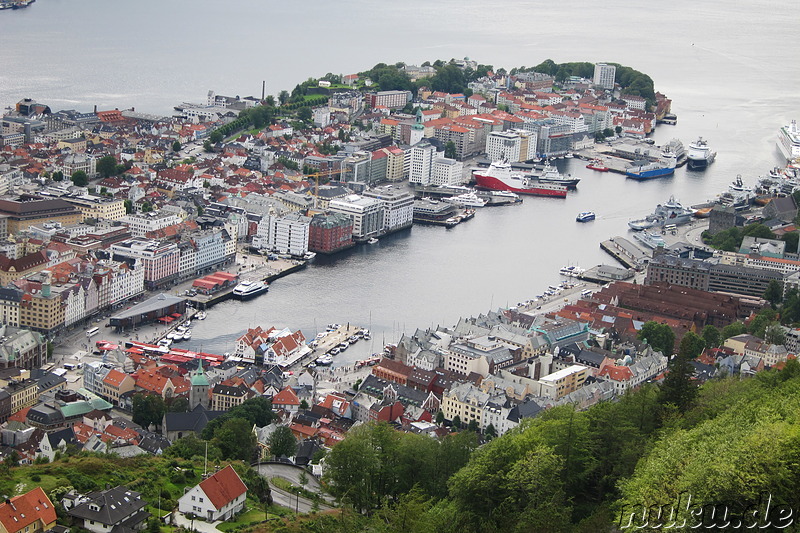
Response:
96,155,118,178
637,321,676,356
167,397,188,413
114,164,126,176
123,199,133,214
132,393,166,429
71,170,88,187
765,323,786,345
164,433,221,461
299,399,309,410
265,95,275,107
451,415,462,429
466,419,479,432
701,324,721,348
484,423,497,440
172,141,181,152
444,141,457,159
267,425,297,459
721,321,747,340
764,279,784,308
52,170,64,182
679,331,706,359
278,90,290,105
212,417,257,462
297,106,312,123
203,139,213,152
141,202,153,212
435,411,445,425
209,130,223,144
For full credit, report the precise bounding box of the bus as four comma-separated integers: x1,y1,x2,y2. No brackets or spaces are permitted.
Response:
86,327,100,338
664,224,677,234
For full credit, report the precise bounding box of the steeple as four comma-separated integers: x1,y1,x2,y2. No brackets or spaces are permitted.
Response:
410,107,424,146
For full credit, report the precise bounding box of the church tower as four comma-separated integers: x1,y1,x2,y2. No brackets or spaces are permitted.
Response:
410,107,425,146
189,361,210,410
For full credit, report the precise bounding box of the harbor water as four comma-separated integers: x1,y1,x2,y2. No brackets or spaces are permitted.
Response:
1,0,799,365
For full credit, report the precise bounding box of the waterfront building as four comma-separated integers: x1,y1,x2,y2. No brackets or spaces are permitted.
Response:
408,140,440,185
267,212,311,255
593,62,616,90
328,194,385,239
308,212,353,254
362,187,414,234
645,254,784,299
485,130,537,162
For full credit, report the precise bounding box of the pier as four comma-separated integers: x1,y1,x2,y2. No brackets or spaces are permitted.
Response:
600,237,650,270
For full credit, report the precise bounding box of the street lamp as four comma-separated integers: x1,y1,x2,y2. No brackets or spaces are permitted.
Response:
187,512,195,532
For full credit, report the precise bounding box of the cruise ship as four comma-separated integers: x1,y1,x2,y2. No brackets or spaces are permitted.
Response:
232,279,269,299
686,137,717,169
778,120,800,161
473,161,567,198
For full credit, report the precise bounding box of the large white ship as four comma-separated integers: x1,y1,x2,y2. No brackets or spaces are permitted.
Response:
686,137,716,169
778,120,800,161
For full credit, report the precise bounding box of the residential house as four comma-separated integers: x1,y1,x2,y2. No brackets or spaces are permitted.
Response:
0,487,57,533
66,486,149,533
177,465,247,522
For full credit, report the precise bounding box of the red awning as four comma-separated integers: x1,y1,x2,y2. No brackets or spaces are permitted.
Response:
158,316,174,323
171,313,182,318
125,347,144,354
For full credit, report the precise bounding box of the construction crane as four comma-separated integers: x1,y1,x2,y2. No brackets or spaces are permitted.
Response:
301,167,346,208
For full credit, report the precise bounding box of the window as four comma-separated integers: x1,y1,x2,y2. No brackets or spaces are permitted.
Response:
199,498,204,503
191,496,195,501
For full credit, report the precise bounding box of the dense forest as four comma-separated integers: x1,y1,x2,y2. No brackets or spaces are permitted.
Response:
255,361,800,532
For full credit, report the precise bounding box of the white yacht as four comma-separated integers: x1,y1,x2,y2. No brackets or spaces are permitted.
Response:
443,191,488,208
232,279,269,299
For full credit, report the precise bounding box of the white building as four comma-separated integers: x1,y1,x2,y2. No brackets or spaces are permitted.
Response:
408,140,440,185
362,187,414,233
177,465,248,522
328,194,385,239
432,157,464,186
593,63,616,90
120,212,181,237
268,212,311,255
485,130,537,162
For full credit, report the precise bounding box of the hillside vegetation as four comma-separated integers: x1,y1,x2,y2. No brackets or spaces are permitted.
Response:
253,361,800,532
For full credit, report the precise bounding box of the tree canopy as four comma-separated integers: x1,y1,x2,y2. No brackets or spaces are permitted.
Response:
637,321,676,356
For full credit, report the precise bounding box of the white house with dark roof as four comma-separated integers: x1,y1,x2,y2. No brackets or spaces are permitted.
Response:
66,486,149,533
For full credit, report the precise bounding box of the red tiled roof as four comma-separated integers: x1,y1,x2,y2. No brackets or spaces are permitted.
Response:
0,487,56,533
198,465,247,510
272,386,300,406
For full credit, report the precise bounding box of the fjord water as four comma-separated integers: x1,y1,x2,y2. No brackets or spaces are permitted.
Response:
1,0,799,359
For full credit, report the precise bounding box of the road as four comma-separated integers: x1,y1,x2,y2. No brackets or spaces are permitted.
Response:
254,463,335,512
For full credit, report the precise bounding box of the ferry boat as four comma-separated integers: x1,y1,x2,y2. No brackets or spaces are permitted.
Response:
686,137,717,169
533,162,580,189
443,191,488,207
625,150,677,180
633,230,667,249
586,159,609,172
778,120,800,160
628,196,693,230
473,161,568,198
232,279,269,299
576,211,596,222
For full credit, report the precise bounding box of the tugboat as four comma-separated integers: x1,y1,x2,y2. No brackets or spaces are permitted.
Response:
586,159,609,172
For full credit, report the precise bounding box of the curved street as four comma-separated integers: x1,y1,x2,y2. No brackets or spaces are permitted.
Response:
254,462,336,511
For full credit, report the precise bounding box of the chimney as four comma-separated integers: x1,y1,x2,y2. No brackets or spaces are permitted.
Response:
94,105,97,114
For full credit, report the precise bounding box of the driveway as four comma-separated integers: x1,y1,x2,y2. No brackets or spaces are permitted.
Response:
171,511,223,533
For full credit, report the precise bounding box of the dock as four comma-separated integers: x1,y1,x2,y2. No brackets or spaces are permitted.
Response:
300,324,368,370
579,264,636,284
600,237,650,270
